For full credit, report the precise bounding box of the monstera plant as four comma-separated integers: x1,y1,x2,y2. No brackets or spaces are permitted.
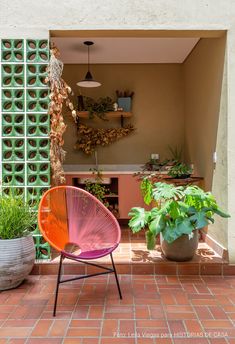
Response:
129,181,229,261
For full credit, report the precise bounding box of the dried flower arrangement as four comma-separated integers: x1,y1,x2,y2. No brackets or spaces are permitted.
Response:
75,123,135,155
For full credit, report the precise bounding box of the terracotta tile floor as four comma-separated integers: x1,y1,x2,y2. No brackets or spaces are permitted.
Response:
0,274,235,343
34,228,232,276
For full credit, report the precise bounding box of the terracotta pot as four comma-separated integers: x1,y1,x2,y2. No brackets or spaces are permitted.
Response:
160,230,198,261
0,236,35,290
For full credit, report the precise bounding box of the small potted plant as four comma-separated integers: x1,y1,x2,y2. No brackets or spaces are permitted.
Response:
128,180,229,261
0,190,36,290
168,162,193,179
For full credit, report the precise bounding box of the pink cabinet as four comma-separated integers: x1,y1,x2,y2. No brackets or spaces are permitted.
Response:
118,175,145,218
65,173,145,219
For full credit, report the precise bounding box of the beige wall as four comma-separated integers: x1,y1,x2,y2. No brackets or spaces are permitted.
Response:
183,36,227,246
63,64,184,165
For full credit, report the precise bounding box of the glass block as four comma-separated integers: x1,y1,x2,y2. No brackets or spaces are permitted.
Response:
26,89,49,112
27,138,49,161
1,39,24,62
27,162,50,186
27,187,49,209
2,113,24,137
2,138,25,161
26,113,49,137
26,64,47,87
2,89,24,112
26,40,49,63
2,163,25,186
33,234,51,260
2,64,24,87
1,187,25,198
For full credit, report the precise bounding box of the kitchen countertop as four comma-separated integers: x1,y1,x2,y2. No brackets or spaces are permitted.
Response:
63,164,168,175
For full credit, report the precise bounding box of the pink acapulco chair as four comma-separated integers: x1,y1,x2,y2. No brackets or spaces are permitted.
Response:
38,186,122,316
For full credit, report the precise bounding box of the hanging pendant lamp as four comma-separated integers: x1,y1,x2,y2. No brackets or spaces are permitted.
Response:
77,41,101,88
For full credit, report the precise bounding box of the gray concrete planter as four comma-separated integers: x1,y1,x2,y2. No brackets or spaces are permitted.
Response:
160,230,199,261
0,236,35,290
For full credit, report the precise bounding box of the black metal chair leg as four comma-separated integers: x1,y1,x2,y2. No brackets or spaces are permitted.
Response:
53,253,63,316
110,252,122,300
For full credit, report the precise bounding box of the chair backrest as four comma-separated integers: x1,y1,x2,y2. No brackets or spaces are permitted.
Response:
38,186,121,253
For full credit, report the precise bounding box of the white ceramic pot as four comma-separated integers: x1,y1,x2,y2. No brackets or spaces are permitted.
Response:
0,235,35,290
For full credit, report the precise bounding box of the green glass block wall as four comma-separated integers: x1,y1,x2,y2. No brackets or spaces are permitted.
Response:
0,39,51,259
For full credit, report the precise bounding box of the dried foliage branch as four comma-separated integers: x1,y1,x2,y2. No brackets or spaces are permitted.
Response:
75,123,135,154
47,45,76,185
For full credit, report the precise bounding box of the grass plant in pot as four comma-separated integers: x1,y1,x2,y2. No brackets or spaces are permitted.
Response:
129,180,229,261
0,191,36,290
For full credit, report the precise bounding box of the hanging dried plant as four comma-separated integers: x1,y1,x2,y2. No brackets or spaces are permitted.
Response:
47,45,76,185
75,123,135,154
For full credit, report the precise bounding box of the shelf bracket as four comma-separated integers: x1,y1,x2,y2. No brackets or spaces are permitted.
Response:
120,115,124,127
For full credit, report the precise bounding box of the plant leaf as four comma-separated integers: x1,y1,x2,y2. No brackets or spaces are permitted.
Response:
145,230,156,250
149,214,165,236
128,207,149,233
189,210,209,229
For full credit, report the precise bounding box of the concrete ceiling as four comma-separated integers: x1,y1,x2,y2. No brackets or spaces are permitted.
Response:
52,37,200,64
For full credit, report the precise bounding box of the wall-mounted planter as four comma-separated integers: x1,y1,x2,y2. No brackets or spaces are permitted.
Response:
117,97,132,112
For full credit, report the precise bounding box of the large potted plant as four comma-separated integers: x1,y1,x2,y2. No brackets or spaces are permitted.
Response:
129,180,229,261
0,191,36,290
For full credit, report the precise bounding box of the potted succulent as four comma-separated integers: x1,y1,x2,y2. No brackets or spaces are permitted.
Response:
0,191,36,290
129,180,229,261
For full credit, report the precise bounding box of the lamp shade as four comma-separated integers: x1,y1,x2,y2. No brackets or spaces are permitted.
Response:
77,71,101,88
77,41,101,88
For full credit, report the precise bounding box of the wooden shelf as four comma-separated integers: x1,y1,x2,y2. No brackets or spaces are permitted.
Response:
77,111,132,118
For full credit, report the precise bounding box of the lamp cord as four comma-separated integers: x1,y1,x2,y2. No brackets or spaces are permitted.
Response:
87,45,90,72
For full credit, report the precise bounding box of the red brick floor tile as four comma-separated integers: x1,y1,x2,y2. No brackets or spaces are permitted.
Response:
168,320,186,334
48,319,69,337
174,339,208,344
0,327,31,337
135,306,150,319
66,328,100,337
208,339,228,344
63,340,82,344
88,305,104,318
160,294,176,305
30,320,53,337
166,312,197,320
155,263,177,275
8,340,27,344
194,306,213,319
184,320,204,333
202,320,234,328
70,319,101,327
200,263,222,275
136,320,168,328
149,306,166,319
101,339,135,344
27,339,63,344
132,264,154,275
101,319,118,336
208,306,229,319
136,339,155,344
72,305,89,318
165,305,194,313
177,263,200,275
80,340,100,344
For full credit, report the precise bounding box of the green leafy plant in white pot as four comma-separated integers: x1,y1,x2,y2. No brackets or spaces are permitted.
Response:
0,191,36,290
129,180,229,261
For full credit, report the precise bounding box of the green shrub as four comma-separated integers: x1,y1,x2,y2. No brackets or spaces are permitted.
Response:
0,192,37,239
